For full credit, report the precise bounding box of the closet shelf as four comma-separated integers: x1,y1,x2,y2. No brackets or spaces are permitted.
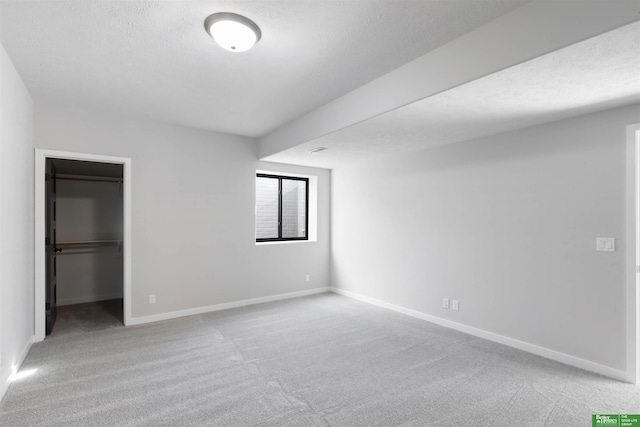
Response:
56,174,123,183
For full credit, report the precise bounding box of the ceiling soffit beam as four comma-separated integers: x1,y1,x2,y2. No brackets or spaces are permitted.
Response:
258,0,640,160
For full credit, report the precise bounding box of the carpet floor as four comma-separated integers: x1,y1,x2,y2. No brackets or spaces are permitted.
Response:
52,299,124,338
1,293,638,426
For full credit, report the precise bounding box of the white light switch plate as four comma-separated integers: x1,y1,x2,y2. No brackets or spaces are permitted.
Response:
596,237,615,252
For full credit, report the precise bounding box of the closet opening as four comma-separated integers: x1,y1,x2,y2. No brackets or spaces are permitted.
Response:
35,149,132,342
45,158,124,337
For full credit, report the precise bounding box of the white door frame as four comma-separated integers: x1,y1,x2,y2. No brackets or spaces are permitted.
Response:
626,123,640,385
34,149,132,341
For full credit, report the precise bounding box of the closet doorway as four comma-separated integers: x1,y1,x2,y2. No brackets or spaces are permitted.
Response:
48,159,123,335
35,150,132,342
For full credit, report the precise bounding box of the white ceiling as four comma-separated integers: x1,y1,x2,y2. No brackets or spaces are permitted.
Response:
266,20,640,169
1,1,638,170
0,0,529,137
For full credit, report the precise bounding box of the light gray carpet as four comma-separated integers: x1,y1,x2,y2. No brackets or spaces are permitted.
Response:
1,293,638,426
53,299,124,338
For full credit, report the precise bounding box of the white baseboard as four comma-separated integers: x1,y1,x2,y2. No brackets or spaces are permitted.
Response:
128,287,330,326
331,287,630,383
58,293,123,306
0,335,34,402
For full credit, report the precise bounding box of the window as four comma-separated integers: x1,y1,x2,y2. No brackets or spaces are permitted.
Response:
256,174,309,242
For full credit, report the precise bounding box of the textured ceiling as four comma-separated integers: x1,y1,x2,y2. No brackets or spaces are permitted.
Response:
265,20,640,169
0,0,529,137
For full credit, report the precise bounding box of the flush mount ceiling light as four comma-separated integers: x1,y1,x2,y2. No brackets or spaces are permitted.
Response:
204,12,261,52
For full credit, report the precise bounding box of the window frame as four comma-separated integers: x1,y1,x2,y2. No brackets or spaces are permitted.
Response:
256,173,309,243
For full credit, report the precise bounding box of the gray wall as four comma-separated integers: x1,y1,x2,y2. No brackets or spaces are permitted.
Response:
56,179,123,305
0,42,34,397
331,104,640,372
34,102,330,319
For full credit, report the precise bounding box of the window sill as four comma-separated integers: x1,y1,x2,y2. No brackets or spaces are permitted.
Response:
255,239,316,246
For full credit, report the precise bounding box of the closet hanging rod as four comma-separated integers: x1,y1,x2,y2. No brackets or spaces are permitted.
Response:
56,240,122,248
56,174,123,183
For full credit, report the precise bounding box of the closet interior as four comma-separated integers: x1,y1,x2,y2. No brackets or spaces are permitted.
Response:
50,159,124,335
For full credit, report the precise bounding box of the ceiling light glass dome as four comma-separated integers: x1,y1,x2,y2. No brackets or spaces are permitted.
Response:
205,12,261,52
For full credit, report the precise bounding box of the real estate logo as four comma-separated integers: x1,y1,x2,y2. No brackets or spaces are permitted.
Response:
593,414,640,427
594,415,619,426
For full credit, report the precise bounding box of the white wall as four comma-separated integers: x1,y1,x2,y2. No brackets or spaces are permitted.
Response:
0,42,34,398
56,179,124,305
331,104,640,375
34,103,330,320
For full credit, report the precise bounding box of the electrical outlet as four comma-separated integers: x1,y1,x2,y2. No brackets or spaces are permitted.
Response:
443,298,450,309
452,300,459,311
596,237,615,252
149,294,156,304
306,275,310,282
